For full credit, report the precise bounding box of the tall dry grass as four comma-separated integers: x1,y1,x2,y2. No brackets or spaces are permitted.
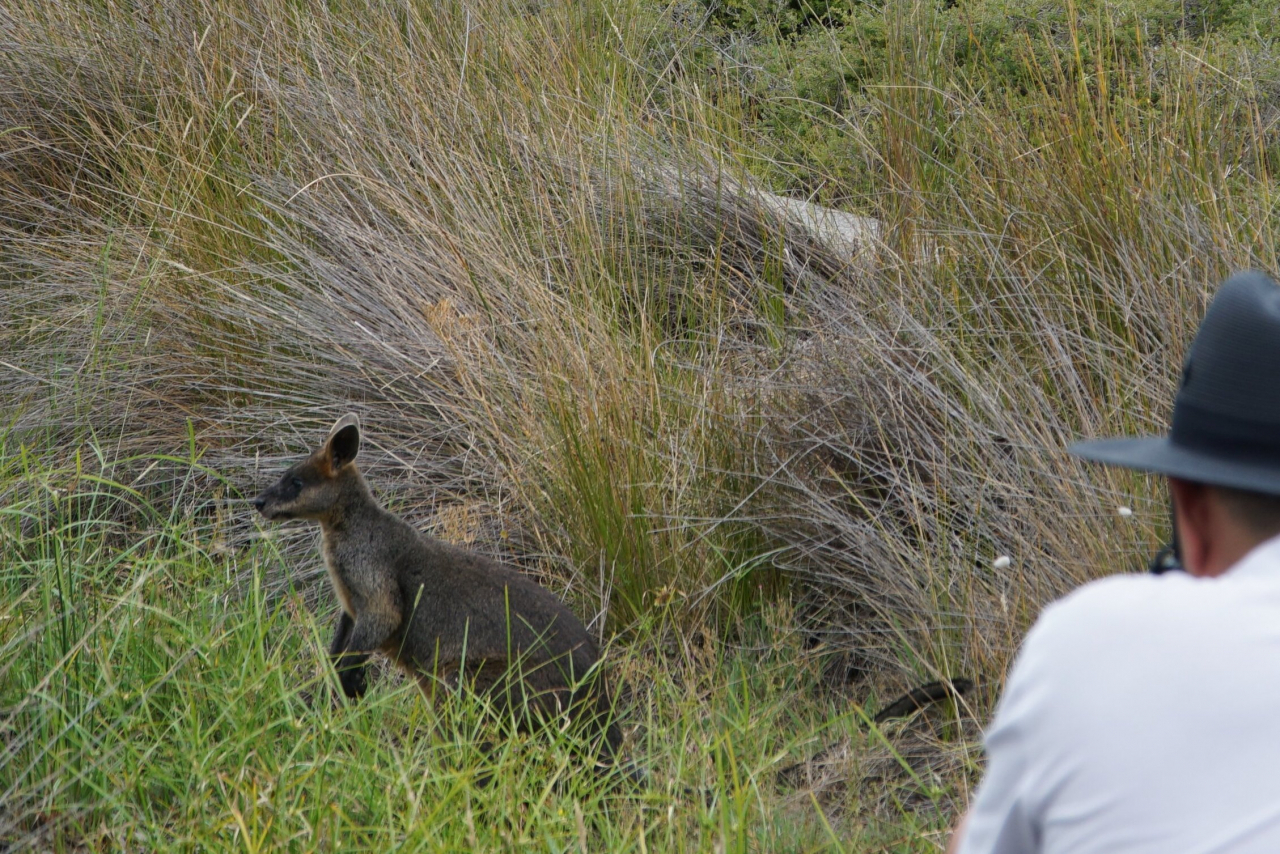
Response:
1,0,1276,809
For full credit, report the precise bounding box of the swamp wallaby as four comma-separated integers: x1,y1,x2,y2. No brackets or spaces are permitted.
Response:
252,415,623,765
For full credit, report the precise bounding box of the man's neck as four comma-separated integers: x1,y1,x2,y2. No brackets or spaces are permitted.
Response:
1187,523,1269,578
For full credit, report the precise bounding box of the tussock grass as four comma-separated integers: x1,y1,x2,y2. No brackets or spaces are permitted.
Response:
1,0,1276,845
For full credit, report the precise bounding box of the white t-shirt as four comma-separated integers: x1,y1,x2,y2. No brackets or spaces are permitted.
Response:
958,535,1280,854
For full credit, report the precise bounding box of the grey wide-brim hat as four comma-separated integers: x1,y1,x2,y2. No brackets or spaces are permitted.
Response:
1070,270,1280,495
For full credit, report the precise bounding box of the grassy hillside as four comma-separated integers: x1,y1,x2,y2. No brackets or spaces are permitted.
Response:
2,0,1277,849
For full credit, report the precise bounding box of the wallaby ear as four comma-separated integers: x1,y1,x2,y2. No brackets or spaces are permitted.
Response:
326,414,361,470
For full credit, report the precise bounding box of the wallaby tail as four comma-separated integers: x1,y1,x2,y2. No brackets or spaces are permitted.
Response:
872,677,974,724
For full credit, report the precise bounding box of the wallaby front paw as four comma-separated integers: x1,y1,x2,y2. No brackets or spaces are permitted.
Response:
339,666,367,700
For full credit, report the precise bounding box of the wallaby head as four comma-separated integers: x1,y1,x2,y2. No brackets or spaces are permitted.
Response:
252,414,363,522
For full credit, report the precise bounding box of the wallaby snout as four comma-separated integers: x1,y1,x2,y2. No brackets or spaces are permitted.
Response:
251,468,312,521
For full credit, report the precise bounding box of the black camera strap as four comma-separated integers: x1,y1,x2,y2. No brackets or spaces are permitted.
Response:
1148,497,1184,575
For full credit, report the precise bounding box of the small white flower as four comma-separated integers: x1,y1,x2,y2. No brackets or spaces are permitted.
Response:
993,555,1012,570
1118,506,1133,517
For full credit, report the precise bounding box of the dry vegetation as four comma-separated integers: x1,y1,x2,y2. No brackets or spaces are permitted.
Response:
2,0,1277,848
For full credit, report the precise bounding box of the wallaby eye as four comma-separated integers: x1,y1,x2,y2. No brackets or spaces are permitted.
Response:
291,477,304,492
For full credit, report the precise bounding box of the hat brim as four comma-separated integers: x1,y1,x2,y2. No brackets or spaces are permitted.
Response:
1070,437,1280,495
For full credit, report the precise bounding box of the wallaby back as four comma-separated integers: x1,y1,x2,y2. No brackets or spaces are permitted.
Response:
253,415,621,762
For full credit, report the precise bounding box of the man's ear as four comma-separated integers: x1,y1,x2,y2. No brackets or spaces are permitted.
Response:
327,414,361,469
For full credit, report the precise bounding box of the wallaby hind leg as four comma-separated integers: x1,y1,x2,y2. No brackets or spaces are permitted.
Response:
524,667,628,775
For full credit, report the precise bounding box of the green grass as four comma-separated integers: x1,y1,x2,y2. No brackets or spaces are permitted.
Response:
0,446,962,850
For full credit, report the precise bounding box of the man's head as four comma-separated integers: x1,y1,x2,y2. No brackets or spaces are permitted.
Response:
1071,271,1280,577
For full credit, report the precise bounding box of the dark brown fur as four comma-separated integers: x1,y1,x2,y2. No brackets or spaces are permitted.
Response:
253,415,622,764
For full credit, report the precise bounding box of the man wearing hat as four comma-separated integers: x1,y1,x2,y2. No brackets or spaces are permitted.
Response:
950,271,1280,853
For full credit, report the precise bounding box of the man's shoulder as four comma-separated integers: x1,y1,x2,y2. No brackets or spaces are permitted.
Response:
1036,571,1179,632
1019,572,1207,669
1025,562,1280,670
989,571,1254,758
